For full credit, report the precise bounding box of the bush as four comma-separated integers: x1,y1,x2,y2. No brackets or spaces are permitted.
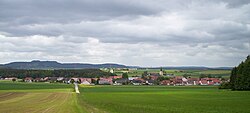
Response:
219,82,231,89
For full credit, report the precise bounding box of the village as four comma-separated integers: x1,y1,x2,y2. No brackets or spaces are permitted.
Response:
1,68,224,86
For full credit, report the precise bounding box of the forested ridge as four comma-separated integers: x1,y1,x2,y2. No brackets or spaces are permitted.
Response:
0,69,114,79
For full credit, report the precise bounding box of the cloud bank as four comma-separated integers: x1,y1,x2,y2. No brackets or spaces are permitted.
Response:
0,0,249,66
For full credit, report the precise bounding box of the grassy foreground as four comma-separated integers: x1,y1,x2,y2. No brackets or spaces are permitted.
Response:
0,81,83,113
0,81,250,113
78,85,250,113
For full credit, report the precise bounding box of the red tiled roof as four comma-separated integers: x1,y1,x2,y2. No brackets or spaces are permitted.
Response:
25,77,33,80
161,80,171,85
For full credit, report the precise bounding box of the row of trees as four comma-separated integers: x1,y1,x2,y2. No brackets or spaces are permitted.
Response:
0,69,115,79
199,74,223,79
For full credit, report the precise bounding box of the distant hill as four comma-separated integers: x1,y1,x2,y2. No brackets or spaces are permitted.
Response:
1,60,232,70
0,64,4,69
3,60,128,69
144,66,232,70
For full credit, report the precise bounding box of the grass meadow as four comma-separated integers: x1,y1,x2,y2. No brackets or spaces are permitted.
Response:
0,81,83,113
78,85,250,113
0,81,250,113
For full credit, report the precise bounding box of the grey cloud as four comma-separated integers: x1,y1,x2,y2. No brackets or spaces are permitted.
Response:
0,0,159,24
0,0,249,66
224,0,250,8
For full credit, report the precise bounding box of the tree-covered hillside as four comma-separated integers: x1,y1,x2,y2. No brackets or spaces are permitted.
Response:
229,55,250,90
3,60,128,69
0,69,115,79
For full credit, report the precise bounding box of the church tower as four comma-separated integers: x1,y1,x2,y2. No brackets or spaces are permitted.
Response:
110,68,114,73
159,67,163,76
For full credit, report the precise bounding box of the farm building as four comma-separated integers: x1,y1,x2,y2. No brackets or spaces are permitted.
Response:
114,78,128,85
81,80,91,85
131,79,144,85
145,80,155,85
128,77,139,81
187,78,199,85
160,80,171,85
99,78,113,85
24,77,33,82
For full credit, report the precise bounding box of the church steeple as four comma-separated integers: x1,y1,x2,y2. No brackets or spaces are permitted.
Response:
159,67,163,76
110,68,114,73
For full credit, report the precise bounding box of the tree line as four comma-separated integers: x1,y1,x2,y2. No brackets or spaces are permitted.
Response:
220,55,250,90
0,69,115,79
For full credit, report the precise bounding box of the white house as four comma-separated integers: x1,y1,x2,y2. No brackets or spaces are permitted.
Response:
81,80,91,85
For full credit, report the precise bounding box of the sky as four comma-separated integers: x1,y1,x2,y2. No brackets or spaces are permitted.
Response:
0,0,249,67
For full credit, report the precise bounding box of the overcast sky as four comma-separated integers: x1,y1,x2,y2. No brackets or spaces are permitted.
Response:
0,0,249,67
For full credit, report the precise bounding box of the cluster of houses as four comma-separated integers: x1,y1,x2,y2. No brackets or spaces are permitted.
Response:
159,77,221,86
2,74,223,86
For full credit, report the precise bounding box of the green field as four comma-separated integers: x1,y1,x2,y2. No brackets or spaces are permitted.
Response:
1,81,250,113
0,81,83,113
78,86,250,113
111,69,231,78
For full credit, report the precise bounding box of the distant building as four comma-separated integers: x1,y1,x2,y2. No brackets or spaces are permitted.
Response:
81,81,91,85
79,78,91,83
199,80,208,85
114,78,128,85
112,76,123,79
109,68,114,73
159,67,164,76
57,77,64,81
199,78,221,86
24,77,33,82
149,75,159,81
160,80,171,85
172,76,184,85
145,80,154,85
99,78,113,85
4,77,17,80
34,78,43,82
131,79,144,85
128,77,139,81
71,78,79,82
187,78,199,85
49,77,58,82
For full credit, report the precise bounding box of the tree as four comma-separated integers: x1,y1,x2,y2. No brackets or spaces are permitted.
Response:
230,67,237,90
183,74,190,78
157,76,169,81
12,78,16,82
70,79,75,84
224,55,250,90
208,74,212,78
77,79,81,84
91,78,96,84
142,71,148,79
219,82,231,89
199,74,207,78
0,69,114,79
122,73,128,79
96,77,100,85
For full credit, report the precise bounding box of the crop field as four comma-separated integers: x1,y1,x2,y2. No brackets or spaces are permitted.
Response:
120,69,231,78
1,81,250,113
0,81,82,113
78,85,250,113
165,70,231,78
